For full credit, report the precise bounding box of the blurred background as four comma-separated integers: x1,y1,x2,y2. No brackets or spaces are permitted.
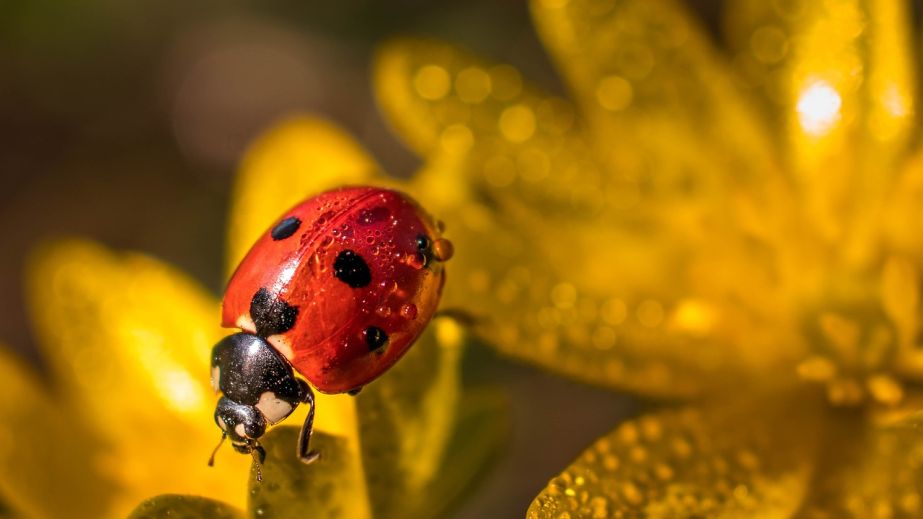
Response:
0,0,821,516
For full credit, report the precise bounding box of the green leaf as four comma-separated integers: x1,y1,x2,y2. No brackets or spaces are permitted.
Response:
128,495,242,519
247,428,367,519
410,389,509,519
357,318,466,519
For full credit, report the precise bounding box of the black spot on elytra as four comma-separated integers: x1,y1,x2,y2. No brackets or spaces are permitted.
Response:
333,250,371,287
416,234,432,267
364,326,388,353
416,234,431,251
271,216,301,240
250,288,298,337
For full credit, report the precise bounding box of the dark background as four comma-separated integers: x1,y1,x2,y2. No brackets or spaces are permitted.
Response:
3,0,902,516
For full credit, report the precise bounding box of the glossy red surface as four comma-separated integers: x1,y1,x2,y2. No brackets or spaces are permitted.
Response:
222,186,447,393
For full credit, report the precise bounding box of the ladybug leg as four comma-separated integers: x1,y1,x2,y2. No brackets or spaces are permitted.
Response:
297,384,320,464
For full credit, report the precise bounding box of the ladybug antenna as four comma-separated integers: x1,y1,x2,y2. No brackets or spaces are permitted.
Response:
207,433,227,467
250,443,266,482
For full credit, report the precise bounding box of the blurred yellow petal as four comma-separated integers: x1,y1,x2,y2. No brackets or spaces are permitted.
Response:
531,0,781,217
375,33,802,398
248,429,370,519
528,397,820,518
358,317,464,518
26,239,249,517
406,155,800,398
885,152,923,380
884,148,923,259
0,346,116,519
227,115,381,274
726,0,916,255
375,38,612,218
796,405,923,518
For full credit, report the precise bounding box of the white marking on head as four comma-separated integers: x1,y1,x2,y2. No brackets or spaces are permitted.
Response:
268,335,294,360
255,391,294,424
210,366,221,393
236,314,255,333
234,423,247,438
218,418,228,431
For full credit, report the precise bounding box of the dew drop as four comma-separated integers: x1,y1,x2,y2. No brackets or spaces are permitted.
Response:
358,206,390,225
407,253,427,270
433,238,454,261
376,305,392,318
400,304,418,320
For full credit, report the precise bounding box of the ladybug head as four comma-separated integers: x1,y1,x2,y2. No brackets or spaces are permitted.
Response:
208,333,312,473
213,396,267,461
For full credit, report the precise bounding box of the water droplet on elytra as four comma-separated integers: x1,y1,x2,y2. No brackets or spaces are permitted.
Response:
407,253,426,269
376,306,392,317
433,238,454,261
358,206,390,225
400,304,418,320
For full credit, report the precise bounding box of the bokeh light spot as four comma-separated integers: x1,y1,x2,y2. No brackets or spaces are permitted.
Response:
595,75,633,111
499,104,536,143
414,65,451,100
796,79,842,136
455,67,492,104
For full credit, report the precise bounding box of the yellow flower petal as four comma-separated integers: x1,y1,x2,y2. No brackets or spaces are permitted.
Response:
531,0,780,217
377,38,795,398
227,115,381,275
375,38,613,218
797,403,923,517
412,157,802,396
726,0,915,252
884,148,923,259
0,346,116,519
528,397,820,518
26,239,250,517
358,317,464,517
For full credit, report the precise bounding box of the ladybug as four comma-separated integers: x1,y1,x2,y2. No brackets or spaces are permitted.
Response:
208,186,453,470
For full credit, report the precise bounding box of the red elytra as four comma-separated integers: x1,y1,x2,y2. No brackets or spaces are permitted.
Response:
221,186,451,394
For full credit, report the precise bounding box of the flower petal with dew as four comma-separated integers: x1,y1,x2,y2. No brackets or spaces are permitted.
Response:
374,36,796,399
528,395,821,518
371,0,923,515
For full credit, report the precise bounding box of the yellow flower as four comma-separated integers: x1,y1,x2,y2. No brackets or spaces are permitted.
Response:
2,118,503,518
365,0,923,516
7,0,923,516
